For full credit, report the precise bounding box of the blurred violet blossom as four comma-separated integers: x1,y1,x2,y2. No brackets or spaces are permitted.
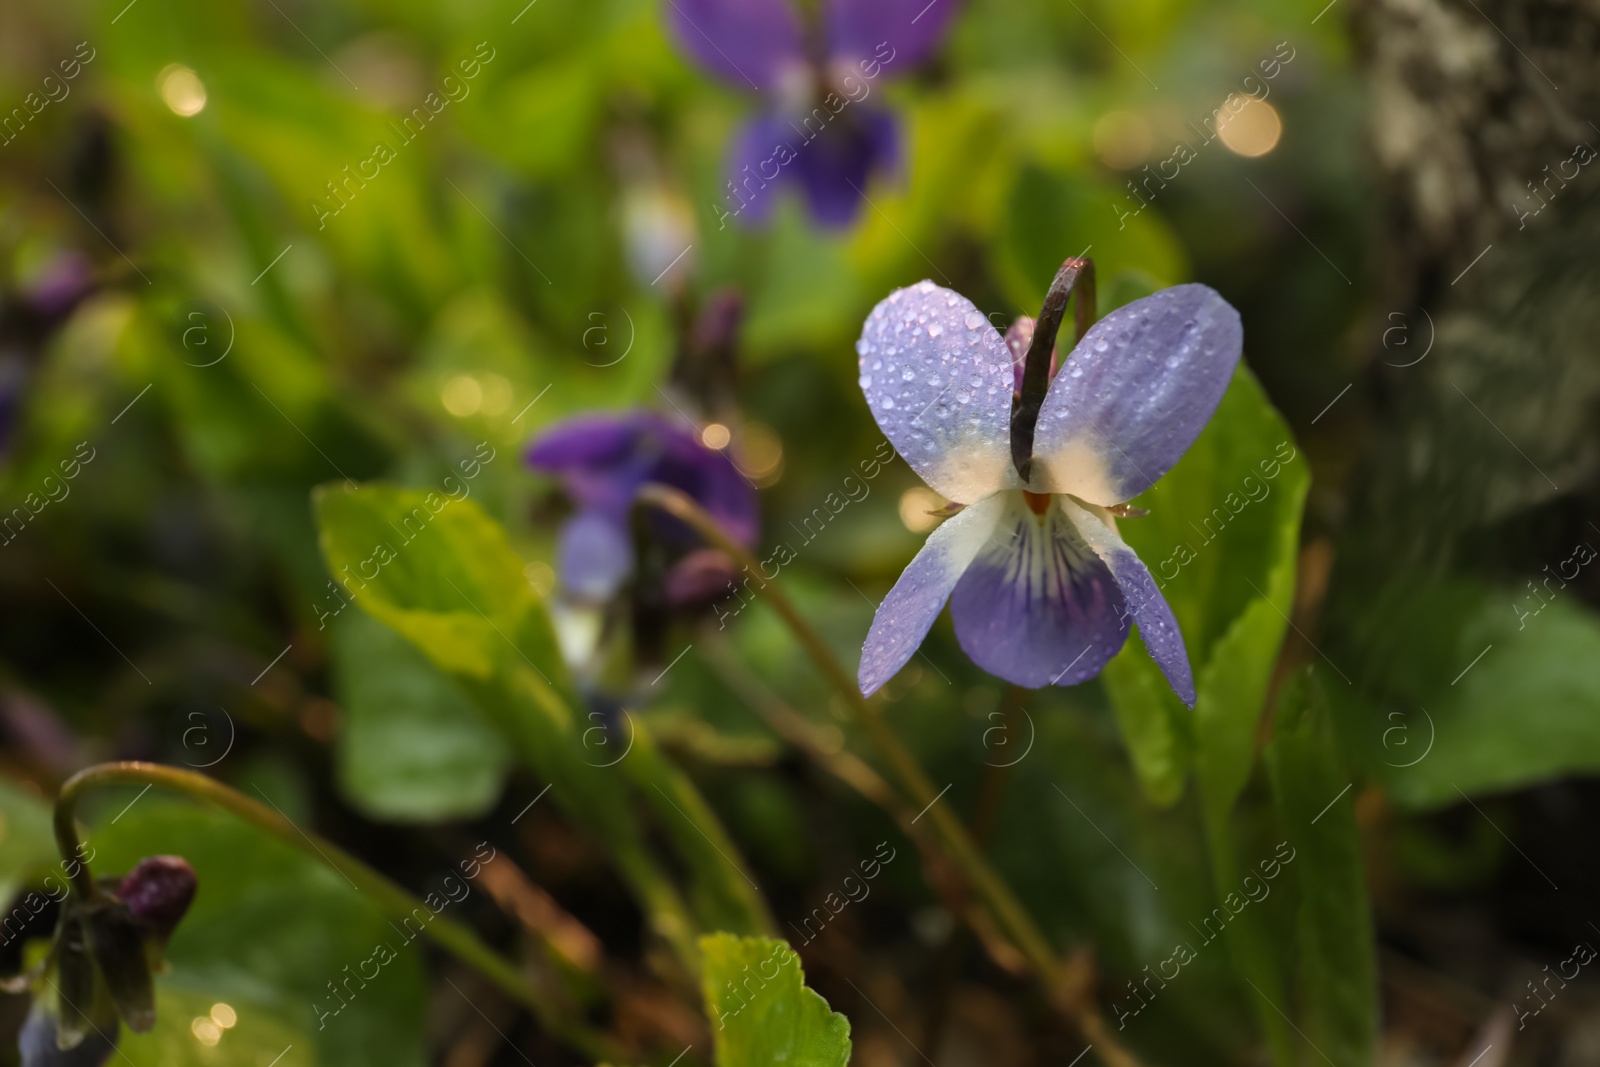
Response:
853,279,1243,703
526,409,758,606
0,250,95,453
667,0,960,227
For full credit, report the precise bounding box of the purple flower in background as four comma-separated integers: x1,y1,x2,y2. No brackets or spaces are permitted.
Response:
1,251,95,453
854,279,1243,703
527,410,758,604
667,0,960,227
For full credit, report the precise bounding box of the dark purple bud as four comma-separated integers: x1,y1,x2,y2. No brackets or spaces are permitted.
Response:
663,547,741,607
116,856,196,945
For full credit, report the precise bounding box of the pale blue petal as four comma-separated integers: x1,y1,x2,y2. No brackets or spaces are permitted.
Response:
858,494,1004,695
856,281,1019,504
558,511,633,602
1030,284,1241,504
1062,498,1195,705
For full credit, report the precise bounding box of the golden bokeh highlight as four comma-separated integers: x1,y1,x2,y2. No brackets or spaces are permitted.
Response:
1216,95,1283,157
210,1003,237,1029
441,374,483,416
158,64,207,117
480,373,513,416
523,560,556,598
898,487,946,533
700,422,732,450
733,422,783,485
190,1016,222,1046
1092,110,1153,170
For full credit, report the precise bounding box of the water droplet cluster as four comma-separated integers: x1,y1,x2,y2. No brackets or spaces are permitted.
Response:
855,281,1014,482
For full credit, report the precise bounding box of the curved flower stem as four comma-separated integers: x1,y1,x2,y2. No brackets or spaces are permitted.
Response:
1012,256,1097,481
637,485,1147,1067
53,762,622,1064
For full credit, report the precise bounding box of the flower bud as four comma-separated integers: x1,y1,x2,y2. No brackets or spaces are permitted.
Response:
81,899,154,1033
115,856,196,946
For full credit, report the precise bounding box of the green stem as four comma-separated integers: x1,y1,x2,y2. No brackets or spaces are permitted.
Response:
638,485,1148,1067
53,762,622,1063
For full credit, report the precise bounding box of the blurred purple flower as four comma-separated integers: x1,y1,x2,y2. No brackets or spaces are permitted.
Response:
1,250,96,453
667,0,960,227
527,410,757,604
854,280,1243,704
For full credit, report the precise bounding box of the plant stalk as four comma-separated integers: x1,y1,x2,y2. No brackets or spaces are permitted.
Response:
637,485,1146,1067
53,761,621,1063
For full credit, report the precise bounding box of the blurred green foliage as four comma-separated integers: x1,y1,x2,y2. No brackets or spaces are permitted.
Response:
2,0,1596,1063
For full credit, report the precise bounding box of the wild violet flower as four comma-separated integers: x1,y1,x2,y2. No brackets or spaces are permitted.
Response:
667,0,960,227
854,267,1242,703
526,409,758,604
16,856,196,1067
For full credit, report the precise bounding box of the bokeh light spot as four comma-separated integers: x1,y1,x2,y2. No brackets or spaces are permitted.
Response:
1092,110,1153,170
190,1017,222,1046
1217,95,1282,157
441,374,483,416
523,560,555,598
480,373,513,416
700,423,731,450
158,64,208,117
898,487,947,533
733,422,783,485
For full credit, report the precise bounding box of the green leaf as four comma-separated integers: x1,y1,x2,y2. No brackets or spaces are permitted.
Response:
312,483,566,685
700,934,851,1067
1335,578,1600,809
92,800,428,1067
314,483,772,960
1098,367,1308,1064
1103,366,1309,810
1267,669,1379,1066
332,609,512,823
121,985,308,1067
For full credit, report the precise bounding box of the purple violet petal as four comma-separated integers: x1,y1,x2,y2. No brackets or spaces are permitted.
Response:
1062,497,1195,704
858,493,1003,696
792,106,899,227
856,281,1019,504
949,493,1130,688
722,114,797,227
526,413,650,474
666,0,807,92
1029,284,1242,505
824,0,961,72
558,511,635,602
19,1004,118,1067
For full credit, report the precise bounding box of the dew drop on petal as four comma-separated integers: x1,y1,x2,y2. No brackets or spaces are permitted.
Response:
859,374,873,388
927,322,943,338
882,397,895,410
964,311,986,330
